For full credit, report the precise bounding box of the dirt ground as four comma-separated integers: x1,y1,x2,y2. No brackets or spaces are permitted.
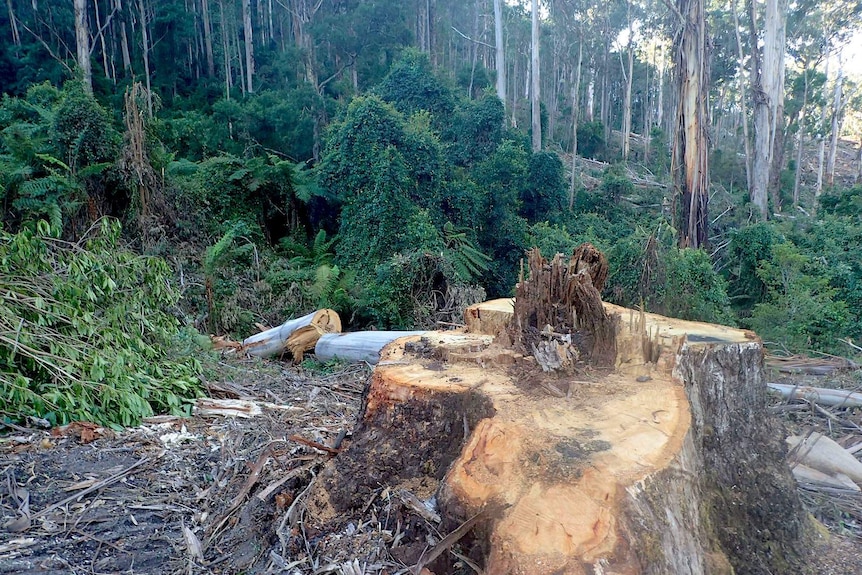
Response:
2,354,862,575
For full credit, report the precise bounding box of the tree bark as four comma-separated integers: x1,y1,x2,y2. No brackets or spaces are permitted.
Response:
826,61,844,189
309,274,807,574
242,0,254,93
494,0,506,113
115,0,132,74
7,0,20,47
621,4,634,160
792,69,810,206
531,0,541,152
74,0,93,93
201,0,215,76
138,0,153,117
242,309,342,360
673,0,710,249
569,38,583,209
732,0,752,194
750,0,788,219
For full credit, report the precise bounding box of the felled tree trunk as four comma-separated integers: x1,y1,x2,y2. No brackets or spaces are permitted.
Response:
309,249,806,575
242,309,340,360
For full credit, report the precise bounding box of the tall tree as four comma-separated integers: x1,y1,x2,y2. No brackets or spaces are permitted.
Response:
494,0,506,112
749,0,788,219
673,0,710,248
201,0,215,76
242,0,254,93
531,0,541,151
74,0,92,93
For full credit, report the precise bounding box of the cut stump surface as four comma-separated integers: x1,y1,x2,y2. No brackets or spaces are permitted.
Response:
312,299,804,574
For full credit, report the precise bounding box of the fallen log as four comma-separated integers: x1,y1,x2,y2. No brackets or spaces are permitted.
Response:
314,331,427,364
242,309,341,360
787,431,862,486
308,247,807,575
767,382,862,408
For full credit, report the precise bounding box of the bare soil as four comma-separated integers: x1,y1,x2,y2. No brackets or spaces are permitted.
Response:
2,354,862,575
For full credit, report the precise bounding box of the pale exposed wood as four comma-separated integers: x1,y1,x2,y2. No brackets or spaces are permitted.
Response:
315,331,427,364
74,0,92,93
312,308,800,572
242,309,341,360
767,382,862,408
787,432,862,486
791,463,860,492
530,0,541,152
493,0,505,111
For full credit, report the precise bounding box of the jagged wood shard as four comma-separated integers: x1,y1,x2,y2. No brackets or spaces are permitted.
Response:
309,248,805,575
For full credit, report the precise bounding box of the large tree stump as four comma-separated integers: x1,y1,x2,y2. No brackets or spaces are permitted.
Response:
309,251,806,575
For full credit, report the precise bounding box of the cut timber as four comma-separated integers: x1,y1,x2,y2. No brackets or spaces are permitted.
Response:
767,382,862,408
242,309,341,360
315,331,427,364
311,309,806,574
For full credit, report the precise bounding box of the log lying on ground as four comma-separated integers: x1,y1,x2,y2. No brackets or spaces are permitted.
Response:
314,331,427,364
787,431,862,486
309,250,807,575
767,381,862,408
242,309,341,360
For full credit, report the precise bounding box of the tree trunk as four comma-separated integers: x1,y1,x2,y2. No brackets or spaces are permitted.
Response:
530,0,541,152
242,309,342,360
792,69,810,206
621,5,634,160
732,0,752,193
826,62,844,189
750,0,787,219
116,0,132,74
673,0,710,249
569,38,583,209
308,249,807,575
138,0,153,117
242,0,254,93
7,0,20,47
201,0,215,76
74,0,93,93
494,0,506,113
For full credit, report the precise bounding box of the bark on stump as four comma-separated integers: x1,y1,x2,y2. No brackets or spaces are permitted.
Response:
309,253,806,574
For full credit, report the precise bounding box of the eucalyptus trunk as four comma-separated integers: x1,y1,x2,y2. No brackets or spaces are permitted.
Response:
531,0,541,152
202,0,215,76
242,0,254,93
74,0,93,93
826,64,844,189
7,0,20,47
732,0,752,192
138,0,153,116
494,0,506,111
750,0,787,219
570,38,583,209
792,70,809,206
673,0,710,249
621,7,634,160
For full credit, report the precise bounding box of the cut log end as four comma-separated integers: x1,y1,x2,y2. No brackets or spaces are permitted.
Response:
311,248,806,574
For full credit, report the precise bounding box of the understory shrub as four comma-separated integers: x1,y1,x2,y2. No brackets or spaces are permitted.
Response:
0,219,202,427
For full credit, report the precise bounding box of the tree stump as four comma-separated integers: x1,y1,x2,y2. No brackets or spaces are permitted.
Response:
308,249,806,575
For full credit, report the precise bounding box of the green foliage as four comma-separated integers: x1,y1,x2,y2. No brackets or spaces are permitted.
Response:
521,151,567,223
724,223,778,311
444,92,505,167
664,249,734,325
53,81,120,169
376,50,456,126
749,242,849,353
577,120,606,160
599,164,634,205
819,185,862,218
442,221,491,282
0,219,202,427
